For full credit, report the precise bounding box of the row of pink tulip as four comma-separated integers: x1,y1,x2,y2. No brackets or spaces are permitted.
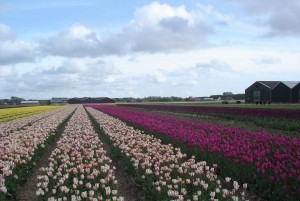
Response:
36,106,123,201
87,107,248,201
0,107,64,137
0,106,77,197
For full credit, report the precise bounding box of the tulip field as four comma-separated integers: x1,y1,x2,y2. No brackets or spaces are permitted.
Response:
1,103,299,201
86,104,300,201
86,107,248,201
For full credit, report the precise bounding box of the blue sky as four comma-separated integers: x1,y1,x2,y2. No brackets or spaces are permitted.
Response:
1,0,300,99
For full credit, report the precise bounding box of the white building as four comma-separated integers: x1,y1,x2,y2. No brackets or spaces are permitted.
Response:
20,101,39,105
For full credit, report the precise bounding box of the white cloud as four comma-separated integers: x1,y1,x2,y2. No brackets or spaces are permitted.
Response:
0,24,35,65
0,66,15,78
152,71,167,83
0,58,126,99
1,46,300,99
252,56,281,65
0,24,14,40
39,24,103,58
39,2,214,57
229,0,300,37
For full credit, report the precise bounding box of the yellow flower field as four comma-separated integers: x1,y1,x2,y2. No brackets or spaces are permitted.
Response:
0,106,63,124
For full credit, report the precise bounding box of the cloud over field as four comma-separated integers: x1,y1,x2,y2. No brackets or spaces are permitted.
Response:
0,24,35,65
39,2,214,57
229,0,300,37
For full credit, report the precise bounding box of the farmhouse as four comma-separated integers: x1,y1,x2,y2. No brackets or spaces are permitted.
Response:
67,98,86,104
50,98,68,105
245,81,300,103
67,97,115,104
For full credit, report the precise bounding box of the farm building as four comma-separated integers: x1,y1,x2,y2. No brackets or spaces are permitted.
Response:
67,97,115,104
245,81,300,103
50,98,68,105
94,97,116,103
20,100,40,105
67,98,85,104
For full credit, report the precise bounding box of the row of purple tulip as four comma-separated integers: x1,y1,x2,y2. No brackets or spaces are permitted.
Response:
87,104,300,200
117,104,300,120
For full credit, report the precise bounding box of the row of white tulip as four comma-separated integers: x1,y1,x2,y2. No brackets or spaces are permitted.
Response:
87,107,249,201
0,105,77,196
36,105,123,201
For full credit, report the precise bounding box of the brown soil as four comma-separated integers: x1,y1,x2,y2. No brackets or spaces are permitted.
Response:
96,131,148,201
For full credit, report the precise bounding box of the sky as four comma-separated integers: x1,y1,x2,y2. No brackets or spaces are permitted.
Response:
1,0,300,99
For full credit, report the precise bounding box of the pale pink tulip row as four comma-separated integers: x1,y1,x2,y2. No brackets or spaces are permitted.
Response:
0,106,77,195
87,107,248,201
36,106,123,201
0,107,67,137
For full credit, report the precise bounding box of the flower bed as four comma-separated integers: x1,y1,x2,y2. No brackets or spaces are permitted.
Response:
0,106,62,124
87,105,300,201
0,106,65,137
118,104,300,131
36,106,122,201
0,106,76,199
118,104,300,120
87,107,248,201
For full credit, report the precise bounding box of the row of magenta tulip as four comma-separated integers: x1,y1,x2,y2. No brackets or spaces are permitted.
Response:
117,104,300,131
36,105,123,201
117,104,300,120
148,109,300,137
0,106,77,200
86,106,248,201
87,104,300,201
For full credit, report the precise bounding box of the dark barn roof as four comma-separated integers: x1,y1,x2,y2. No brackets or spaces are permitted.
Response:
258,81,280,89
50,98,68,103
281,81,300,89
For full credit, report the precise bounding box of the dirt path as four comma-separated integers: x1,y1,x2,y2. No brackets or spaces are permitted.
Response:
13,125,67,201
94,125,149,201
4,112,74,201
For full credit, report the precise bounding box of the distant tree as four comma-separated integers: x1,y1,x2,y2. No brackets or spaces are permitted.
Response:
136,98,142,102
232,93,245,100
10,96,25,104
159,97,172,102
223,92,233,97
171,96,184,101
116,97,137,103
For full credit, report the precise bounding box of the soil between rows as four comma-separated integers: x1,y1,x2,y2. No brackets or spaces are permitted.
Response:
95,127,148,201
7,113,72,201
